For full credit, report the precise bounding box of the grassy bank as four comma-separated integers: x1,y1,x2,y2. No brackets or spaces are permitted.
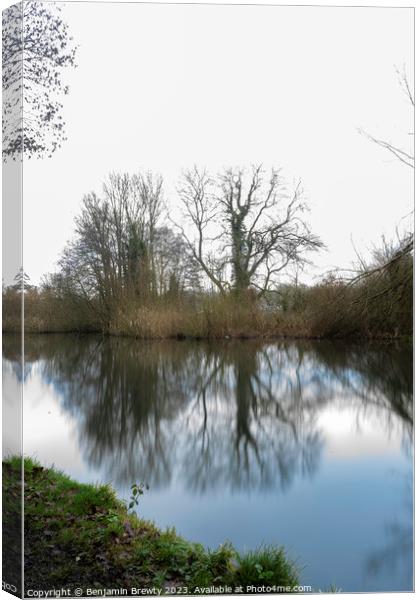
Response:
3,457,300,595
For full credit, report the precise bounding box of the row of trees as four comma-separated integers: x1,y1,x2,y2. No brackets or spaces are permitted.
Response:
4,158,412,338
37,166,323,327
48,172,201,324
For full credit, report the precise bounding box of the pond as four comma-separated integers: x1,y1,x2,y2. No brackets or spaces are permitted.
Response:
2,334,413,593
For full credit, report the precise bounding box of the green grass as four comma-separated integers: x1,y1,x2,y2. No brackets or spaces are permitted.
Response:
232,547,299,588
3,457,300,595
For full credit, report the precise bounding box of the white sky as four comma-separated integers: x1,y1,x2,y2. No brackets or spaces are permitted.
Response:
21,1,414,285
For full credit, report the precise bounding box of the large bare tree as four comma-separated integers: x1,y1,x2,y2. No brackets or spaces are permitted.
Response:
176,165,323,296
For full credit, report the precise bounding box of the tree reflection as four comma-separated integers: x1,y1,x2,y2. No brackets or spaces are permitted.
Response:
2,335,412,494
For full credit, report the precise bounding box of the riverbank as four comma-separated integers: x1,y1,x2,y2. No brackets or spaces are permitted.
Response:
3,458,300,596
2,290,412,341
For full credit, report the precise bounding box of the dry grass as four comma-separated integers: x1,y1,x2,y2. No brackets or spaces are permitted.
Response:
109,295,280,339
3,289,100,334
3,266,412,340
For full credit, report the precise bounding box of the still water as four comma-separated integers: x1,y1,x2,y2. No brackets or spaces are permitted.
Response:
3,334,413,593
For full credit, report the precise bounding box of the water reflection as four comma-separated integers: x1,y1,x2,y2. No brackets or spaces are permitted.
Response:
365,467,413,588
3,334,413,494
2,334,413,592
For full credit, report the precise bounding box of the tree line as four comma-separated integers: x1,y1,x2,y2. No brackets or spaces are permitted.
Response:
23,165,323,330
2,163,412,339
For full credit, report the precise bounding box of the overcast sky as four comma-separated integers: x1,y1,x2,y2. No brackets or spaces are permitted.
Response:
21,1,414,285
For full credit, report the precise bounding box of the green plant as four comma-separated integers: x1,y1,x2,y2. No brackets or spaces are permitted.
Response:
128,482,148,510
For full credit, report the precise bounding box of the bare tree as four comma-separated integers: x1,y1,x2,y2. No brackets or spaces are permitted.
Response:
176,166,226,293
352,65,414,312
129,171,164,295
153,227,201,297
58,171,165,324
359,65,414,169
176,165,323,296
100,171,164,296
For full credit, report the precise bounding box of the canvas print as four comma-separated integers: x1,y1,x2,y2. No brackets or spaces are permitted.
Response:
2,1,414,598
